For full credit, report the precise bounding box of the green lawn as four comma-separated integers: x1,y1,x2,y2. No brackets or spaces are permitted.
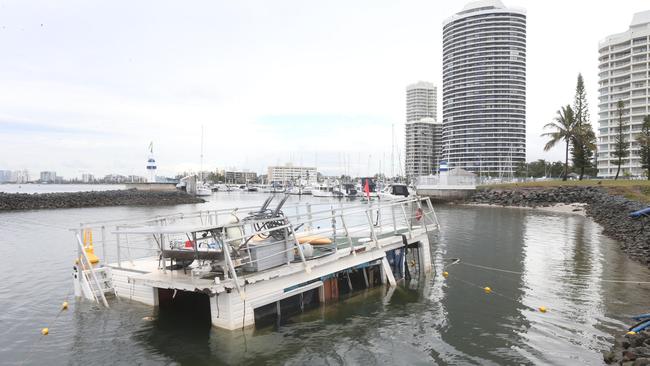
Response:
479,179,650,203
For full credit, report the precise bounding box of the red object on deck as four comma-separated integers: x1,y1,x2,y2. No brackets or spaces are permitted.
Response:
363,179,370,200
185,240,193,248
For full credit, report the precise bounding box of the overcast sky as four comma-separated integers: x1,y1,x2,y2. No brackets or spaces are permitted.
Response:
0,0,648,178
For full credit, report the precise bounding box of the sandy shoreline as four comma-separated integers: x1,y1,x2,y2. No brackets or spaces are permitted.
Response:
459,202,588,216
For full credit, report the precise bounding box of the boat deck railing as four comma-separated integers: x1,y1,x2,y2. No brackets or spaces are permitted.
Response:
72,196,439,292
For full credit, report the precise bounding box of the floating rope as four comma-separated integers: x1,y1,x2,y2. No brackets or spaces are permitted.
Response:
21,290,73,365
458,260,650,284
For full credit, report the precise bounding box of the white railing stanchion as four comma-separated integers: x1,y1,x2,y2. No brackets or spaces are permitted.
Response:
339,214,354,256
101,226,107,264
400,202,413,238
217,228,245,299
289,224,310,273
365,209,379,248
116,226,122,268
306,203,313,232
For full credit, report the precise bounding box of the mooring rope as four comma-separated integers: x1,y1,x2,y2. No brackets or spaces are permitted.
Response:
458,260,650,284
21,289,74,365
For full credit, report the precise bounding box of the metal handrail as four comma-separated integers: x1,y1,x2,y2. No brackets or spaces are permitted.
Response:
77,197,437,291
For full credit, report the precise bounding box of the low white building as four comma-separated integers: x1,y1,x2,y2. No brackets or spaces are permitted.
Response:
267,164,317,185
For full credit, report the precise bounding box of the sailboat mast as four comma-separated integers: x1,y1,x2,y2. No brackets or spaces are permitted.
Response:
391,123,394,179
200,125,204,182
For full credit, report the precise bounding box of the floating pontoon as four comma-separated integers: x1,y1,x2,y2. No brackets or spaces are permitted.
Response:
71,196,439,330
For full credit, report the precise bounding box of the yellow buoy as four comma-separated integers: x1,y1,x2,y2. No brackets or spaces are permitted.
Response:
62,301,68,310
484,287,492,294
442,271,449,278
627,331,637,335
538,306,547,313
41,328,49,335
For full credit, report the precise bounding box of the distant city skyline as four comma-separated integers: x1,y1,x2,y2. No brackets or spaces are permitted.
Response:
0,0,649,177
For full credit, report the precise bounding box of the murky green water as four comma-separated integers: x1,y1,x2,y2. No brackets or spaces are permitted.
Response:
1,192,648,365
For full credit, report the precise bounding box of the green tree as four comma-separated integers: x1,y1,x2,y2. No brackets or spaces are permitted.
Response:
528,159,548,177
612,100,630,180
514,162,528,178
542,105,576,181
571,74,597,180
636,115,650,180
550,161,565,178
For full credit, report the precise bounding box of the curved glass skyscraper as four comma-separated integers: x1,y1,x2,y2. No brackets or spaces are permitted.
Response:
442,0,526,176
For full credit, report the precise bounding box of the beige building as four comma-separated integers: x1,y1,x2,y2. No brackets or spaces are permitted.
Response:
267,164,317,185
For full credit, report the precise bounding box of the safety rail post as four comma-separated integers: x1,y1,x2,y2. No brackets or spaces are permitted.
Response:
416,199,427,234
400,202,413,238
288,224,310,273
75,232,109,308
391,204,397,234
295,205,301,223
116,226,122,268
365,208,379,248
339,214,354,256
330,206,336,238
306,203,313,232
101,226,107,265
426,197,440,228
217,228,245,299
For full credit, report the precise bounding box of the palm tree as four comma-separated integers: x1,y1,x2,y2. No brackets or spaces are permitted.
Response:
542,105,576,181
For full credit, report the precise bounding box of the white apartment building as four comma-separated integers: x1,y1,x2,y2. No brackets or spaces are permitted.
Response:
442,0,526,175
39,171,57,183
267,165,317,185
597,11,650,178
405,82,442,180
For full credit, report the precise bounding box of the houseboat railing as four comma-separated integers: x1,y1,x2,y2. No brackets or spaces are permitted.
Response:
73,197,438,286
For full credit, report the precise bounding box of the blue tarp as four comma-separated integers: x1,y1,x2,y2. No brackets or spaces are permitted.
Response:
630,207,650,218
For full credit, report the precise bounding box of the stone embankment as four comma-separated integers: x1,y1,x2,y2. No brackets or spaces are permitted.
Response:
605,331,650,365
0,189,205,211
467,186,650,266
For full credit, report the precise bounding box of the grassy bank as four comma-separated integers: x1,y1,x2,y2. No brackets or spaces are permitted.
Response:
479,180,650,204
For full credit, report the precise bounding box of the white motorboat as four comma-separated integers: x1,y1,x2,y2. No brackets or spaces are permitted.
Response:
377,183,411,200
286,185,312,195
311,184,344,198
195,182,212,196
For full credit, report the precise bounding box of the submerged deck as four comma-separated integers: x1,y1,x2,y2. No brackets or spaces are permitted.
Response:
72,196,438,329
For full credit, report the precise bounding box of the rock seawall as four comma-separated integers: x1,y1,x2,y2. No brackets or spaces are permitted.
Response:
468,186,650,266
0,189,205,211
604,331,650,365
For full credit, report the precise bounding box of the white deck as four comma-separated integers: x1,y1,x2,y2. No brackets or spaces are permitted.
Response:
73,196,439,330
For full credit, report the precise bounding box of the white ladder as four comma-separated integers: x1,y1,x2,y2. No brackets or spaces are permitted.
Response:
82,267,117,301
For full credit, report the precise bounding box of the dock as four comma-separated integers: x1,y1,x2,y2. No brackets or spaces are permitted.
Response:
71,196,439,330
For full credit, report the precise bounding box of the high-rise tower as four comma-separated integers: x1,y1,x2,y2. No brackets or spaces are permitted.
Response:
442,0,526,176
405,81,441,180
597,11,650,178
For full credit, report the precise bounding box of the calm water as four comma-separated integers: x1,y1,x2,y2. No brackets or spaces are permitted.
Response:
1,192,649,365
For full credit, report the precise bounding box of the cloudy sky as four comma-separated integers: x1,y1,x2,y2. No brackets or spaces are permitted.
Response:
0,0,648,178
